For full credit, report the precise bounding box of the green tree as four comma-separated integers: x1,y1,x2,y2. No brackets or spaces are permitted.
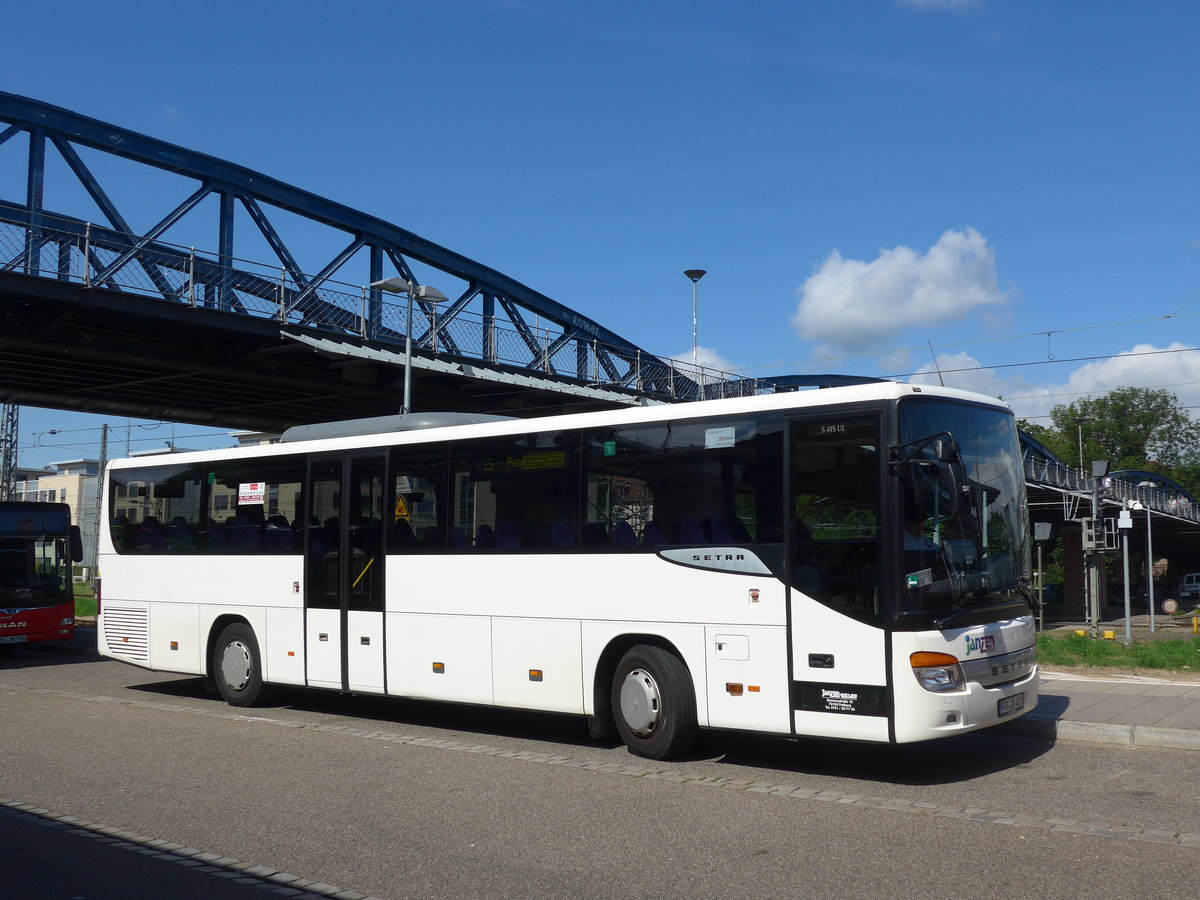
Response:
1048,387,1200,472
1016,418,1075,466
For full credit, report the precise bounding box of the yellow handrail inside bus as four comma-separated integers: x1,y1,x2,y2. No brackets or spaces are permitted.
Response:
351,557,375,589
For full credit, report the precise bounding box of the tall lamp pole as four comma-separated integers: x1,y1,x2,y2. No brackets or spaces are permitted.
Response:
683,269,706,370
370,277,449,414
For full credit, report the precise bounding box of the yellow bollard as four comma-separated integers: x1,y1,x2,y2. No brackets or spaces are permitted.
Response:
1193,617,1198,635
1103,630,1115,641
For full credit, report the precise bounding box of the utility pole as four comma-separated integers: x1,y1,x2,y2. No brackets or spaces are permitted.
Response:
92,423,107,588
1088,461,1111,639
0,402,18,501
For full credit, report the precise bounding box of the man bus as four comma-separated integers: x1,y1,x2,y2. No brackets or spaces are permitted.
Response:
0,501,82,645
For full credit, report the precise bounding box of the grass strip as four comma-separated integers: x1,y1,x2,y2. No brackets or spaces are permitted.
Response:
1038,633,1200,673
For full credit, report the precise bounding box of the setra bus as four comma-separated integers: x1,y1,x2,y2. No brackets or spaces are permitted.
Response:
0,501,82,646
97,381,1038,758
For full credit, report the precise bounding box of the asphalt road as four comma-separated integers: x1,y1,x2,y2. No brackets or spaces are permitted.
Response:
3,632,1199,899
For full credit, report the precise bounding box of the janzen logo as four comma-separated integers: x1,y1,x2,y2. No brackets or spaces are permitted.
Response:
964,634,996,656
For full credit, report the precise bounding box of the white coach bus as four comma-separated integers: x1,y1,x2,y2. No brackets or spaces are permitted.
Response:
98,381,1037,759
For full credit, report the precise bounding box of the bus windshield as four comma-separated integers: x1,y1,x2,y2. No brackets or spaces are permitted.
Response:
895,398,1030,625
0,505,74,608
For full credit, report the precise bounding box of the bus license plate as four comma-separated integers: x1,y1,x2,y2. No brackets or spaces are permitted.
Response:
998,693,1024,717
0,635,27,644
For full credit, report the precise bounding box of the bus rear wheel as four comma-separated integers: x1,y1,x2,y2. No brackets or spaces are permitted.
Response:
611,644,697,760
213,623,271,707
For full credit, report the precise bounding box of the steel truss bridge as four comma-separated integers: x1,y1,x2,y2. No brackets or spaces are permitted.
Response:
0,92,785,433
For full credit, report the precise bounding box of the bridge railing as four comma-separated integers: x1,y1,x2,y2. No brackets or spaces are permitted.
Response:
1024,457,1200,524
0,208,776,402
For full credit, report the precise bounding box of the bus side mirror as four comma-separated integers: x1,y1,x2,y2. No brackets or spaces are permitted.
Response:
69,525,84,563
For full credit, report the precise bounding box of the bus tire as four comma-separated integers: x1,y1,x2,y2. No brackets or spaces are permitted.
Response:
611,644,697,760
212,623,271,707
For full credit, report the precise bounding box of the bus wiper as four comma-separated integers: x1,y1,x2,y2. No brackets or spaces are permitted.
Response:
934,595,1030,630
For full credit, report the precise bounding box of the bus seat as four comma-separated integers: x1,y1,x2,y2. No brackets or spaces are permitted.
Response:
678,517,705,544
643,521,667,546
228,516,262,552
728,516,754,543
135,517,165,552
263,515,294,551
495,522,521,548
475,524,495,548
705,517,733,544
167,516,197,551
199,518,227,551
611,520,637,546
552,521,576,547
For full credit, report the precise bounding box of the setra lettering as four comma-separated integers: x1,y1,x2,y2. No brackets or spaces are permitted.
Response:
691,553,747,562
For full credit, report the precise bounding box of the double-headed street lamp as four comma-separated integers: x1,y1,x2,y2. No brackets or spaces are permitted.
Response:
370,277,449,414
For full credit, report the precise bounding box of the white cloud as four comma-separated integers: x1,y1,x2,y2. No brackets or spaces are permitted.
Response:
792,228,1008,350
670,345,737,374
909,343,1200,422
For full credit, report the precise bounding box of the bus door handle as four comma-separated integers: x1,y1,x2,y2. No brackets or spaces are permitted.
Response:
808,653,835,668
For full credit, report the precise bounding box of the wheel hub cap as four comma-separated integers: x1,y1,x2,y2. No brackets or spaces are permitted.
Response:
220,640,252,692
619,668,660,736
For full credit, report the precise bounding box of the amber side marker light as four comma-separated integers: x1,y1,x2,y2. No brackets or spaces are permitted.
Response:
726,683,744,696
432,662,445,674
529,669,543,682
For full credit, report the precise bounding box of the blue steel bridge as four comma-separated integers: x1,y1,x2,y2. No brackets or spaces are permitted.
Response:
0,92,790,432
4,92,1200,593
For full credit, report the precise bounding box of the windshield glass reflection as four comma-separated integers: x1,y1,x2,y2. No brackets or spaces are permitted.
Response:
897,399,1029,620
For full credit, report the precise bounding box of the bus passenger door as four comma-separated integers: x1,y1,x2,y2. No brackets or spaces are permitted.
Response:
787,412,889,741
304,454,388,693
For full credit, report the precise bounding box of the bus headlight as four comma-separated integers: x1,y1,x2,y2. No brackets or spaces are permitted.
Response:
910,651,964,693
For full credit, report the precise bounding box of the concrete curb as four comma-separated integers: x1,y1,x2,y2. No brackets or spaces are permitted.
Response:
995,714,1200,751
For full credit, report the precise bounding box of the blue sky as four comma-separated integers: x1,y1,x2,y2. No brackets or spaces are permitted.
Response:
3,0,1199,468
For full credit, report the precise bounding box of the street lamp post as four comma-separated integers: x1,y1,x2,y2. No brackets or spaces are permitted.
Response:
1087,460,1110,638
370,277,449,414
683,269,706,370
1138,481,1157,633
1119,503,1135,646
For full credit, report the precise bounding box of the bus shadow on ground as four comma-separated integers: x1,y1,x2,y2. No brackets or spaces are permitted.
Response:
705,729,1052,785
0,634,109,671
126,677,617,753
126,675,1050,784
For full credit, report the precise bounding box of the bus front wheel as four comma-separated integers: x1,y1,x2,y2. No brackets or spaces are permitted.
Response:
213,623,271,707
611,645,697,760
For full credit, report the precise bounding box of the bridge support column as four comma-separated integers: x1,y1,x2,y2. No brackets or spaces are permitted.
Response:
25,127,45,276
1061,523,1087,620
482,293,496,363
